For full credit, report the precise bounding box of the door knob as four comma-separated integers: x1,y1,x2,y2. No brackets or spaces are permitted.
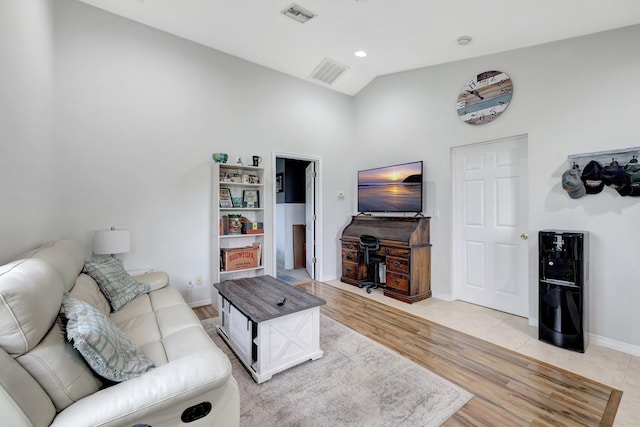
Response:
520,233,529,240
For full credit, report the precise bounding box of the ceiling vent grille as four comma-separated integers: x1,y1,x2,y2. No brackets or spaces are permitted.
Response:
310,58,348,85
281,3,317,23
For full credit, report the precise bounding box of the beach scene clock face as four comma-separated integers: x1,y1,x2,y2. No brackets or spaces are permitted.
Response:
456,70,513,125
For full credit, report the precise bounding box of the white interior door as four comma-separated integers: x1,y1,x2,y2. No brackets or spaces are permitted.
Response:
305,162,316,279
453,135,529,316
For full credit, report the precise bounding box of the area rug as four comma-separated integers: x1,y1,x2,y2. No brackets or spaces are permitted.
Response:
202,315,473,426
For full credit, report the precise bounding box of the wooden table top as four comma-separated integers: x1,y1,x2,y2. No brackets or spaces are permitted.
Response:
214,275,326,323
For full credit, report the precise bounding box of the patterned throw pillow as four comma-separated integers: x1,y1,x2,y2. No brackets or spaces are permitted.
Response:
62,293,154,382
83,257,150,311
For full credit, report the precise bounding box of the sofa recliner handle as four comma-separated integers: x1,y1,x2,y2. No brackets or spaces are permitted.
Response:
181,401,212,423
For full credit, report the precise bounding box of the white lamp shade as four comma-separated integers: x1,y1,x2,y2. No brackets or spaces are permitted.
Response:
94,229,130,255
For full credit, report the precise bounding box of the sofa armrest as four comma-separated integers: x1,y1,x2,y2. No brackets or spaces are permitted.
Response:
51,348,239,427
132,271,169,291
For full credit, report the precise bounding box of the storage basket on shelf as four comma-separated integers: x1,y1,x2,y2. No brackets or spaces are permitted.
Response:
221,243,262,271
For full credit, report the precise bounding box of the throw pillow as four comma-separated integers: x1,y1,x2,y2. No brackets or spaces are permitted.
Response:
62,293,155,382
83,257,150,311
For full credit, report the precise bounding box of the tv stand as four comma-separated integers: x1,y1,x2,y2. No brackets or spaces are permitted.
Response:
340,216,431,303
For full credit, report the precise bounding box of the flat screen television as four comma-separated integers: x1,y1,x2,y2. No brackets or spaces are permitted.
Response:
357,161,423,213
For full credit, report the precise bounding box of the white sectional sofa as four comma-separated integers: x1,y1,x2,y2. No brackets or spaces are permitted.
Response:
0,239,239,427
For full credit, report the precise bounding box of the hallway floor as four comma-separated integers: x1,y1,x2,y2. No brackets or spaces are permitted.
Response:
276,267,312,285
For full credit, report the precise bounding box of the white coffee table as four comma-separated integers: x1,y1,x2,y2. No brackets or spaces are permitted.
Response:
214,275,326,383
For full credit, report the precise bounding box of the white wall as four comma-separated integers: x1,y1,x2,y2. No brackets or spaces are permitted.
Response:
0,0,57,261
8,0,353,308
354,25,640,349
3,0,638,351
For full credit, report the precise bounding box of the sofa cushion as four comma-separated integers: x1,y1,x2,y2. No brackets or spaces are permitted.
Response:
138,340,168,366
155,304,203,337
132,271,170,292
109,293,153,325
0,347,57,427
148,284,188,311
162,326,215,361
83,257,150,312
62,293,155,382
16,317,103,411
0,259,64,356
114,311,162,348
69,273,111,316
50,240,86,274
14,240,86,292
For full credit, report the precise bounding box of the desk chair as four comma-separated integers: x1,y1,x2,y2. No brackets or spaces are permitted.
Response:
358,234,385,294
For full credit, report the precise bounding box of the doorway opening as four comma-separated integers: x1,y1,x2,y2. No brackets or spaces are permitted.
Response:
273,153,322,285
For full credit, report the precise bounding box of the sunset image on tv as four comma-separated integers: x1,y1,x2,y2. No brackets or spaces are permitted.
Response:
357,161,423,212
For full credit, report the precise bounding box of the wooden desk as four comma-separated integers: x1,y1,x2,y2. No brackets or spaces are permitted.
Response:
214,275,326,383
340,216,431,303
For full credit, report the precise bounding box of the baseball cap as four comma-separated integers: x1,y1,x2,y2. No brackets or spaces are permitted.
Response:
625,163,640,197
581,160,604,194
602,161,632,196
562,168,586,199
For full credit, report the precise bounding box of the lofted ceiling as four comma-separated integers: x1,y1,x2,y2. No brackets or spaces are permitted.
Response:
75,0,640,95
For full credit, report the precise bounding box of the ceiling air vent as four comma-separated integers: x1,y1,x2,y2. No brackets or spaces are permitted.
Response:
281,3,317,23
310,58,348,85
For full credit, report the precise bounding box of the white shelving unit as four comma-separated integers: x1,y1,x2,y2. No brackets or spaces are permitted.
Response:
211,163,266,285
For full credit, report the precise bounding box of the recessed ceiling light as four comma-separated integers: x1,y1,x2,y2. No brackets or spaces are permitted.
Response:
457,36,472,46
354,50,367,58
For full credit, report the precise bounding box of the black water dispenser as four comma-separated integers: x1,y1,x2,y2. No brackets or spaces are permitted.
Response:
538,230,589,352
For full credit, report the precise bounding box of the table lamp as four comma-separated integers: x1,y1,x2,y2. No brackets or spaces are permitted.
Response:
94,227,130,257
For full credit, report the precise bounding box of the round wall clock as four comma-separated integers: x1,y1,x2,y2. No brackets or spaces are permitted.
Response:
456,70,513,125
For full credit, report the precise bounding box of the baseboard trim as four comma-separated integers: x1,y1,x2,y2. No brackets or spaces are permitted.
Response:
431,291,454,301
528,317,640,356
590,334,640,356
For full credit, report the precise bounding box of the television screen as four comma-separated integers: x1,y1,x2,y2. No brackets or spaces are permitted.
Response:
357,161,423,213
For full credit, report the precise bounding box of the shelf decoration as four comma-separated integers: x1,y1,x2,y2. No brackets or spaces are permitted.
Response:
219,188,233,207
243,190,259,208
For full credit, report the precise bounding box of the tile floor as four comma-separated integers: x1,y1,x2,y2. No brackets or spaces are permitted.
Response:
322,279,639,427
277,267,314,284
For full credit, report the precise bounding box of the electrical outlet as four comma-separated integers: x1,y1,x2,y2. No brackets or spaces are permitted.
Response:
195,275,203,286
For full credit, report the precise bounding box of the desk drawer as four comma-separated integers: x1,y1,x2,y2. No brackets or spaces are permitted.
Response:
386,256,409,274
386,272,409,293
342,242,359,251
386,248,409,258
342,261,358,280
342,249,358,262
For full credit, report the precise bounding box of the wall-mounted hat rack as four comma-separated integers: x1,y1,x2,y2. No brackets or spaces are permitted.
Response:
567,146,640,168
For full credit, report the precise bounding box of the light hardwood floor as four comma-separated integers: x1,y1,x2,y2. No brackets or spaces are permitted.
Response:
195,281,621,426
